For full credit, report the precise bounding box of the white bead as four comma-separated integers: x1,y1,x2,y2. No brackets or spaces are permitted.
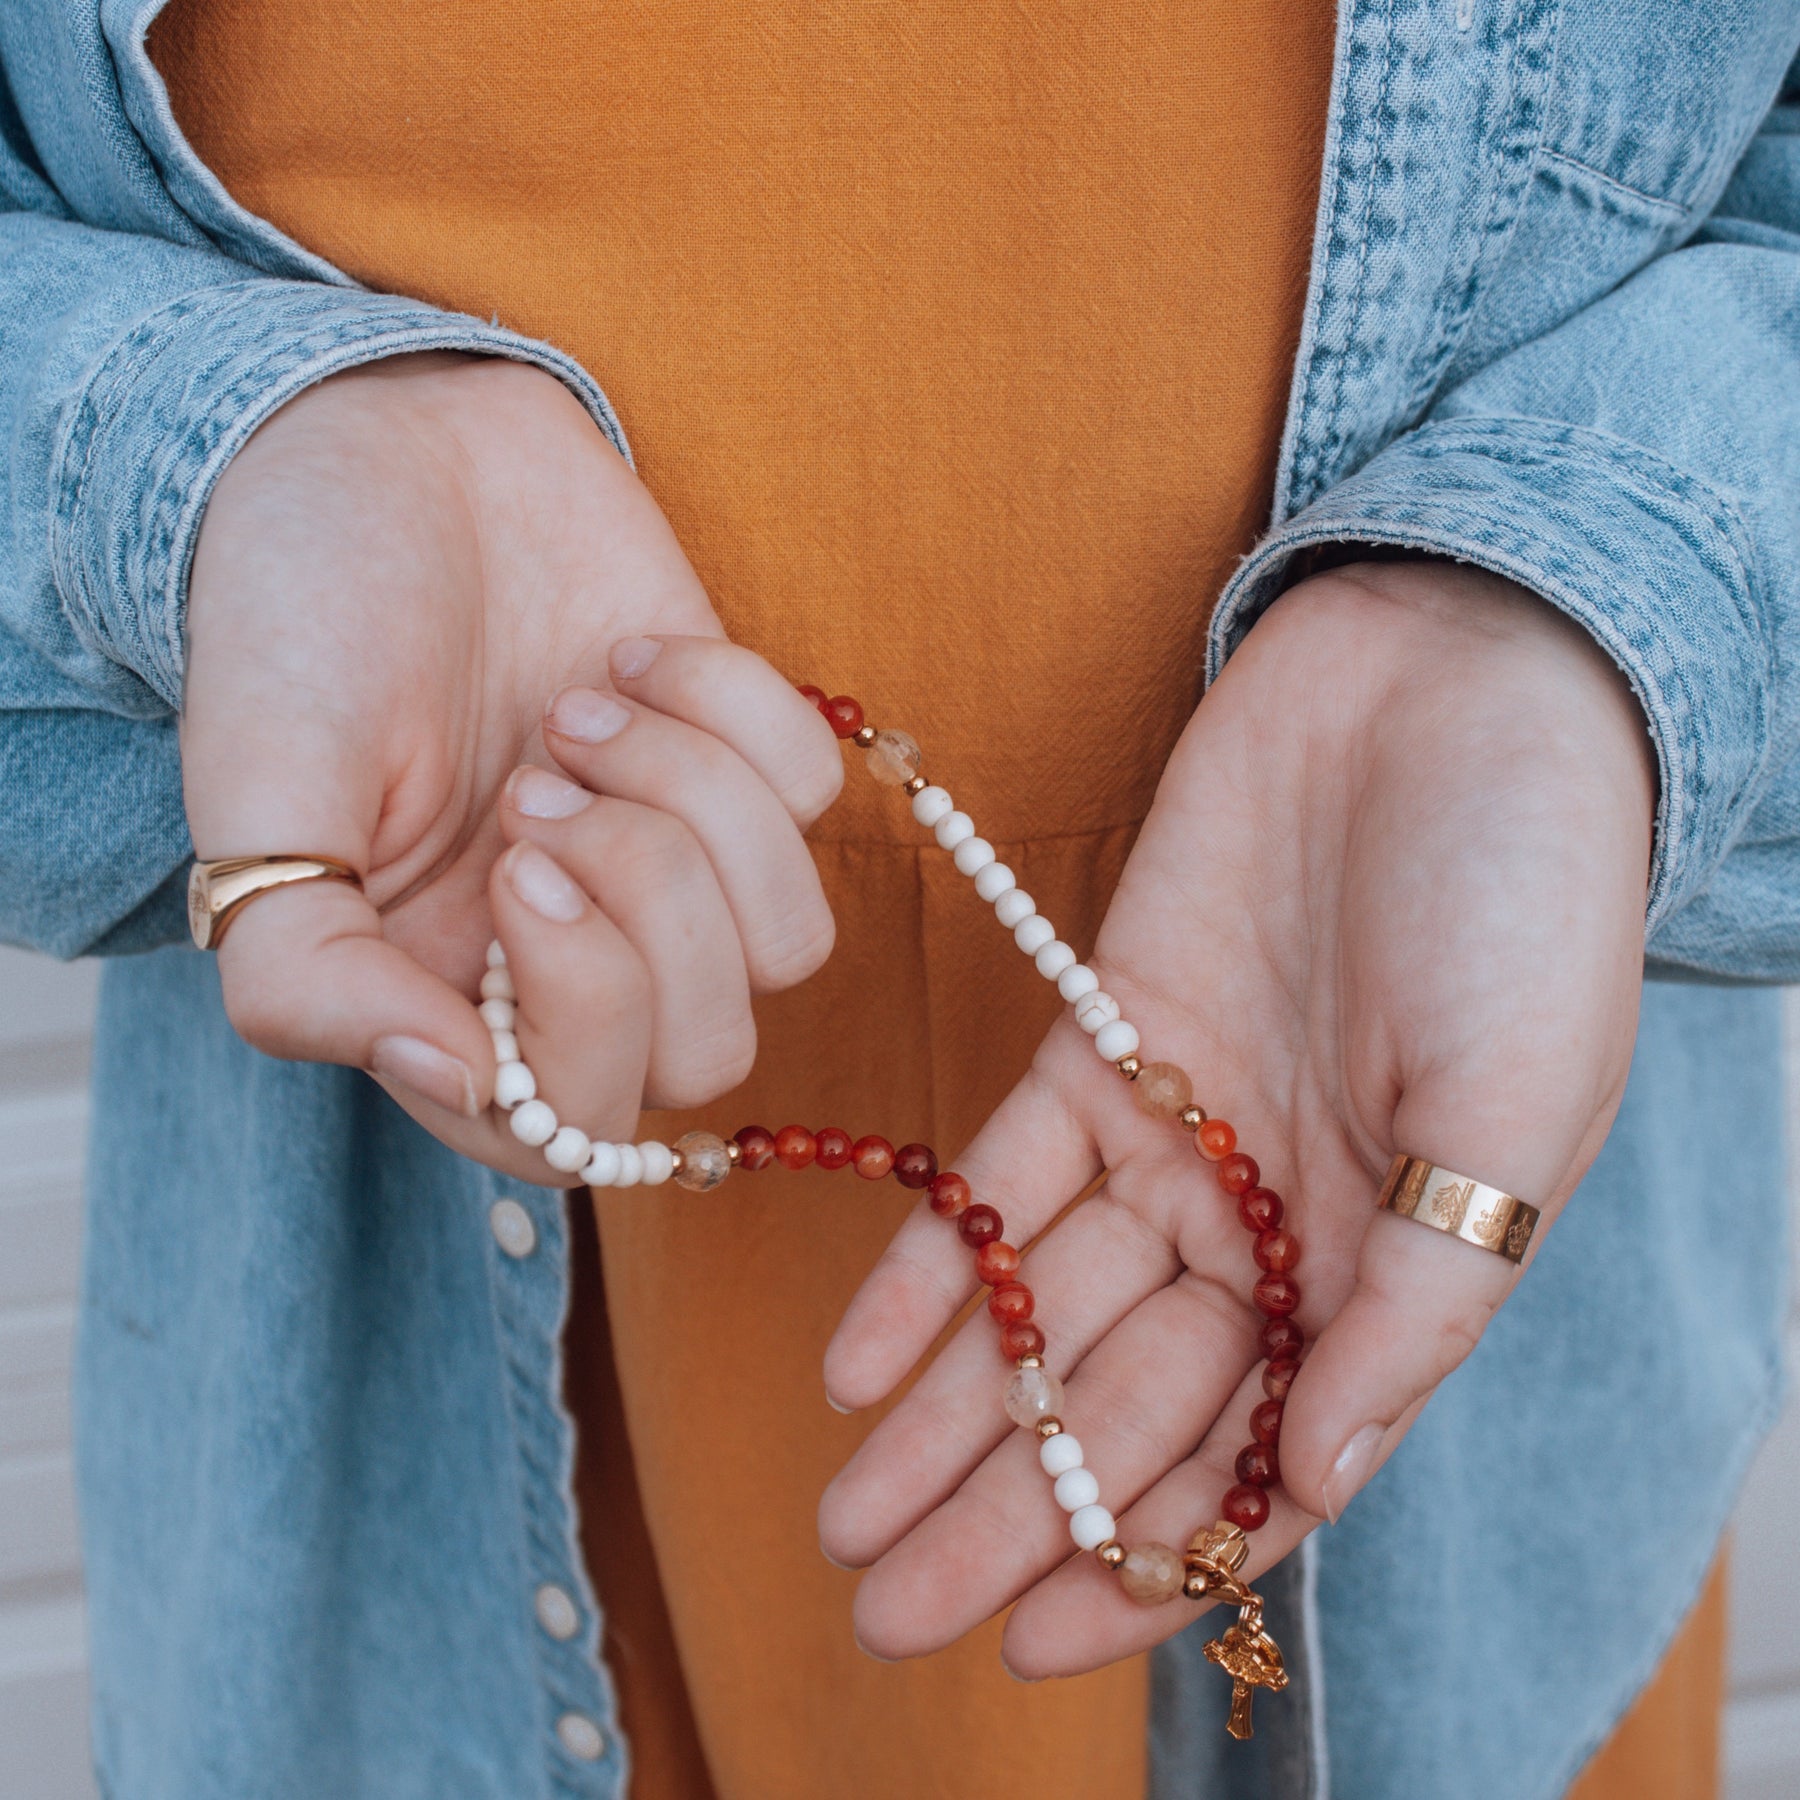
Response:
493,1061,537,1109
509,1099,558,1146
1075,990,1121,1035
479,997,515,1032
486,940,508,969
638,1141,675,1186
1094,1019,1141,1062
580,1141,622,1186
543,1126,592,1173
612,1143,644,1187
1039,1432,1085,1478
952,836,996,877
1057,963,1100,1003
1013,914,1055,955
911,785,954,828
490,1029,519,1063
973,862,1015,902
1068,1504,1117,1552
994,889,1036,929
934,810,976,851
1034,940,1077,980
1053,1466,1102,1512
479,966,516,1002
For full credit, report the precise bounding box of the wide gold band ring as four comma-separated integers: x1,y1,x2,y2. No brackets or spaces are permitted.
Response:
187,855,363,950
1377,1154,1540,1264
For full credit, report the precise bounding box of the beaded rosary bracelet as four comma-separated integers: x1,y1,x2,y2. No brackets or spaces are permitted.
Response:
478,688,1294,1738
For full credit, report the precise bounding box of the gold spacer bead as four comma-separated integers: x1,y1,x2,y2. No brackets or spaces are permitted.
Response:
726,1140,743,1165
1096,1539,1127,1570
1016,1353,1045,1369
853,723,878,748
1181,1568,1214,1603
669,1149,686,1173
903,774,928,796
1117,1055,1142,1079
1035,1416,1064,1439
1179,1105,1205,1131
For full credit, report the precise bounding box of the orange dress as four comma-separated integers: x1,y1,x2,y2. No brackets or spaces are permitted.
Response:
149,6,1723,1795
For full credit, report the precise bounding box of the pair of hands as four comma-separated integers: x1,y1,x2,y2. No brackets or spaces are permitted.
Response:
180,354,1655,1679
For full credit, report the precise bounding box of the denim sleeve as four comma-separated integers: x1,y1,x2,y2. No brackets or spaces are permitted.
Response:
0,211,626,958
1208,71,1800,981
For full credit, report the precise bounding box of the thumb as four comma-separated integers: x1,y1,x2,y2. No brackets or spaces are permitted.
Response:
1276,1126,1581,1526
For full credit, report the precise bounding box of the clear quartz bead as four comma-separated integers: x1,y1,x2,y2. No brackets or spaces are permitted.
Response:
1133,1062,1194,1120
865,729,923,787
1003,1364,1065,1428
1119,1541,1185,1603
673,1131,733,1192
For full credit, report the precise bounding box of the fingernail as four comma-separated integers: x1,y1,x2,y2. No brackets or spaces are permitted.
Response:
370,1035,479,1118
826,1390,854,1415
819,1542,853,1572
546,686,631,744
610,636,663,680
506,842,585,923
1001,1662,1041,1685
852,1634,898,1666
1323,1423,1386,1525
507,766,593,819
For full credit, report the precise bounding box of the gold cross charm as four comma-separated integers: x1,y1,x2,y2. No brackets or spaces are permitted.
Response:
1202,1600,1289,1740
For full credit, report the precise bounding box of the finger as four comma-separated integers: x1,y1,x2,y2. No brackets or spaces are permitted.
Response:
1001,1362,1324,1680
822,1049,1103,1412
608,633,845,826
821,1181,1182,1569
543,686,834,991
500,766,754,1109
845,1264,1261,1661
486,841,653,1151
217,875,491,1117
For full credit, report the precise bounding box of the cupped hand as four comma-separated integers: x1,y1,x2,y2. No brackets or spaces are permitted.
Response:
819,560,1656,1676
180,352,842,1177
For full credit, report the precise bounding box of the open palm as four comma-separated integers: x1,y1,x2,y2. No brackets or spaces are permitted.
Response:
820,561,1655,1677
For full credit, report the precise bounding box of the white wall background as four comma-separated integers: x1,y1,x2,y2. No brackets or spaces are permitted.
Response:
1,944,1796,1797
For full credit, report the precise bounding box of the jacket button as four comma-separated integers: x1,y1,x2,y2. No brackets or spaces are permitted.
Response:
489,1199,537,1258
535,1583,580,1641
556,1713,606,1761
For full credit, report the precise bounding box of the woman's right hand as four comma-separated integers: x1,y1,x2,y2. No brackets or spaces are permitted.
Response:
179,352,841,1179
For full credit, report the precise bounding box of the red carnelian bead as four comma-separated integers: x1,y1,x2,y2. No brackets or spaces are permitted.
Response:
958,1203,1004,1247
1262,1317,1304,1360
1238,1187,1283,1232
928,1171,972,1218
1235,1442,1280,1488
1223,1483,1272,1531
823,695,865,738
733,1126,777,1171
1196,1118,1237,1161
1254,1228,1301,1274
773,1125,817,1169
1254,1274,1301,1316
1263,1357,1301,1401
797,684,828,711
1000,1320,1046,1360
814,1127,853,1169
975,1241,1021,1285
852,1135,895,1180
1217,1152,1260,1196
988,1282,1035,1325
893,1143,938,1190
1250,1399,1284,1444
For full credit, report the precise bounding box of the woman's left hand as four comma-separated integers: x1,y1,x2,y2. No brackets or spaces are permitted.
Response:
818,559,1656,1676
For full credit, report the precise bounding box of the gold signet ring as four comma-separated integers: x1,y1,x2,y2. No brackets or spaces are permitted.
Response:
1377,1154,1540,1263
187,856,363,951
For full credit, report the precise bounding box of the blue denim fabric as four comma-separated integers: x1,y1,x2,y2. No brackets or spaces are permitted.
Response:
2,0,1798,1795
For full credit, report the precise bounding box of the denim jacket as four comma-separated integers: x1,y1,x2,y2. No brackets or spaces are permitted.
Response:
2,3,1797,1797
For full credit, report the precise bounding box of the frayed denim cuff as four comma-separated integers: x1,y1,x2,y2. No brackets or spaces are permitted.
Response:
47,280,628,714
1207,415,1773,937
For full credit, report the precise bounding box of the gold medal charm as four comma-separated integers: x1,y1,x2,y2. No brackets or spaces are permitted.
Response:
1183,1522,1289,1740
